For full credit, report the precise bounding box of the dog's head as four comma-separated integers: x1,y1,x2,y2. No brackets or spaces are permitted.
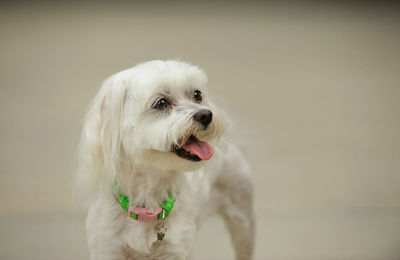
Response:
78,60,225,190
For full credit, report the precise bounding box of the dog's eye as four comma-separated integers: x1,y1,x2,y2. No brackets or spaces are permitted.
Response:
194,90,202,102
154,98,170,110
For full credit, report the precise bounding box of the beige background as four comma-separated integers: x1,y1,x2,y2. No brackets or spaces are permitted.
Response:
1,2,400,260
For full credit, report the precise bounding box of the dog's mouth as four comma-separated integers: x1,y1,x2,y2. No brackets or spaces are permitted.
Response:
172,135,214,162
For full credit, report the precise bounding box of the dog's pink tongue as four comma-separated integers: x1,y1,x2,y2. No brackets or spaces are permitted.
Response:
183,137,214,160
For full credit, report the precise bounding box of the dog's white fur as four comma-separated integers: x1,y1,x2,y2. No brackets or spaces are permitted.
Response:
77,60,255,259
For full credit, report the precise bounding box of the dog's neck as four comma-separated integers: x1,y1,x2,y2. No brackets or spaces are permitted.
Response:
120,167,182,210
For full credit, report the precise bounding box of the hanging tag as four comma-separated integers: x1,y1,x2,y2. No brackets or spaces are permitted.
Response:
156,222,167,241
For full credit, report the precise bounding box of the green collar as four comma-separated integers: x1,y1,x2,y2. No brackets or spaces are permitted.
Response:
114,190,175,221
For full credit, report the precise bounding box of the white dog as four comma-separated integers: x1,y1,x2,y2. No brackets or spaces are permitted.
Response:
77,60,255,260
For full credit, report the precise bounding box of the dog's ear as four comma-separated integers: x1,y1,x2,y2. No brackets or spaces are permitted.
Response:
76,75,127,200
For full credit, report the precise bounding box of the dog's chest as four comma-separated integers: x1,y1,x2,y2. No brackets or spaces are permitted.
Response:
121,213,196,257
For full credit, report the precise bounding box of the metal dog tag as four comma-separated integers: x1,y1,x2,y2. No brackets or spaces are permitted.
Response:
156,223,167,241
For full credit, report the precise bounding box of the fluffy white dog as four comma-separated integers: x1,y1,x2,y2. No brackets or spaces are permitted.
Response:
77,60,255,260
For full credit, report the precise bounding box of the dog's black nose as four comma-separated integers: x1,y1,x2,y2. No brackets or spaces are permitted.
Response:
194,109,213,127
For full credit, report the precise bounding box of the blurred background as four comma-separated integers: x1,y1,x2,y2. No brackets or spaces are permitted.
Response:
1,1,400,259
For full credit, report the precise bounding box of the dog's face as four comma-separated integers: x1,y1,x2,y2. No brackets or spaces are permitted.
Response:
103,60,225,172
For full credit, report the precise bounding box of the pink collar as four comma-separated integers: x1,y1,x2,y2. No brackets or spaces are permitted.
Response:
114,191,175,222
